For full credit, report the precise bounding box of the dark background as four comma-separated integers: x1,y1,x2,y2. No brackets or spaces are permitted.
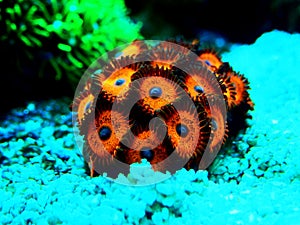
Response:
1,0,300,116
125,0,300,43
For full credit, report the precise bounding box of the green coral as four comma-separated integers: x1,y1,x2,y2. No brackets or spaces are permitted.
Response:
0,0,142,84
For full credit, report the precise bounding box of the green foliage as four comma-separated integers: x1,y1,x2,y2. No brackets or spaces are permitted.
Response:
0,0,142,85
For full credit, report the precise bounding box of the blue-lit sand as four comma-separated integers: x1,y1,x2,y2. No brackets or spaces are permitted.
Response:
1,30,300,224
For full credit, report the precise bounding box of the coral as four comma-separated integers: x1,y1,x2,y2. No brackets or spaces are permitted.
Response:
72,39,253,178
0,0,142,84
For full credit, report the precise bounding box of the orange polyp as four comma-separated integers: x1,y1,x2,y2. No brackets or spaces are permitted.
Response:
217,73,237,108
199,96,228,169
72,90,95,125
80,105,129,172
130,66,185,114
145,43,185,69
102,67,136,97
85,122,114,166
120,124,171,171
158,101,210,162
117,40,148,58
166,110,201,159
139,77,179,113
229,73,249,106
183,64,221,100
198,51,223,72
97,57,145,101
